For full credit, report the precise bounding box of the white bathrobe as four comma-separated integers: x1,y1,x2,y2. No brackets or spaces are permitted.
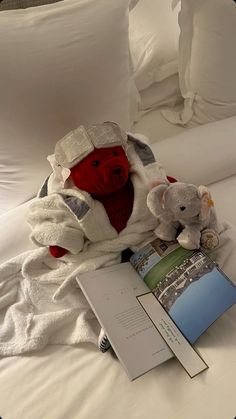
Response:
28,136,168,261
0,136,169,356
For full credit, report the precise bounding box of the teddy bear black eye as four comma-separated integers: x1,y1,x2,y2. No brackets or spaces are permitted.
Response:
93,160,100,167
112,150,118,156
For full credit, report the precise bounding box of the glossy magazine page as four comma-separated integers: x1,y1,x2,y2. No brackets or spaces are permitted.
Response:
130,239,236,344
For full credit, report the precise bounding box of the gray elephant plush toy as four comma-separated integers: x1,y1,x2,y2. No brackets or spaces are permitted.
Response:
147,182,220,250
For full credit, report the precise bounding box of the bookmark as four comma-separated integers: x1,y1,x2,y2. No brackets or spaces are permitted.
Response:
137,292,208,378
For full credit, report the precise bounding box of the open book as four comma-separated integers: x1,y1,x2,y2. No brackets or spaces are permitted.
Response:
76,239,236,380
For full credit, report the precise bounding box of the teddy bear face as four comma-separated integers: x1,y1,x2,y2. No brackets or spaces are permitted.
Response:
69,145,130,196
164,183,202,222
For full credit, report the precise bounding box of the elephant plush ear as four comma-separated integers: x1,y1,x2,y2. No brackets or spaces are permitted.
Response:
147,184,169,216
198,185,214,221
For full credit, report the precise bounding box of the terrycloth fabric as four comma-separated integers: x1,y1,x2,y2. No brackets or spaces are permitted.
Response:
0,248,100,356
0,137,166,356
28,138,166,255
0,222,235,356
54,122,127,169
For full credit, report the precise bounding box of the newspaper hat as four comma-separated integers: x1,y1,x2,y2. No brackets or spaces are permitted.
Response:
54,122,127,169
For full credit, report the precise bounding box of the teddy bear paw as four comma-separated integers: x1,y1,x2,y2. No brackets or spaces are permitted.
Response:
200,229,220,250
154,224,177,242
177,230,200,250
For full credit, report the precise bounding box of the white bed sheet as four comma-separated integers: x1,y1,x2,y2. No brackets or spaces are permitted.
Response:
209,175,236,229
0,199,35,265
0,111,236,419
132,107,186,144
0,307,235,419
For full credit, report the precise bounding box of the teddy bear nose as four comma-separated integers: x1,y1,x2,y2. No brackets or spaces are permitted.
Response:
113,167,121,175
180,206,186,211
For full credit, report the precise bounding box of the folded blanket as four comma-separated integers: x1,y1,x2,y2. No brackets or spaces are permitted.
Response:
0,221,235,357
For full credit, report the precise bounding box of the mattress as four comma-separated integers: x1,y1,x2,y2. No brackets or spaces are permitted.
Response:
0,110,236,419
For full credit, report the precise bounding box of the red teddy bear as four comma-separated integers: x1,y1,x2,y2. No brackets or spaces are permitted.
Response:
49,145,134,257
47,121,177,258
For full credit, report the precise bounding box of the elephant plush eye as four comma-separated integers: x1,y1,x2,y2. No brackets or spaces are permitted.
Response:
93,160,100,167
180,206,186,211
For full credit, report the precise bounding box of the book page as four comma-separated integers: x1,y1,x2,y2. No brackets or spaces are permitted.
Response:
77,263,172,381
131,239,236,343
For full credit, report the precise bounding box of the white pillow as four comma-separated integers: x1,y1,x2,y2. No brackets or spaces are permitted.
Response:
0,0,61,9
129,0,180,91
0,0,130,215
150,116,236,186
129,0,139,10
139,74,182,111
163,0,236,127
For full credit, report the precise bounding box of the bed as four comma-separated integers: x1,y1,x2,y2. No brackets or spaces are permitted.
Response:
0,1,236,418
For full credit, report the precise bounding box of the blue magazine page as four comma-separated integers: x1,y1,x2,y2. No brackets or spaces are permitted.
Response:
130,238,236,344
